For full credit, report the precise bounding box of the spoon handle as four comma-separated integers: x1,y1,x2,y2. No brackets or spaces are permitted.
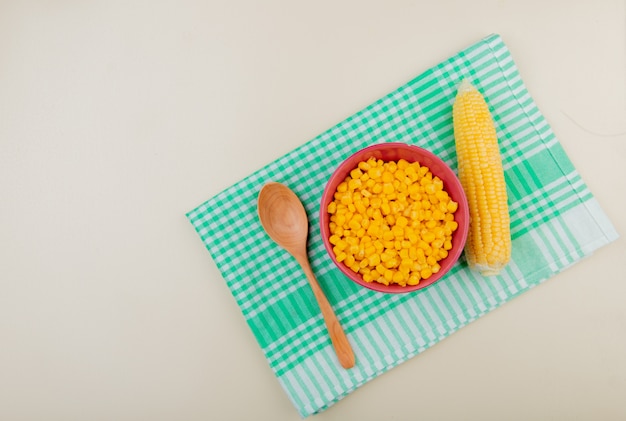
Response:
296,255,355,369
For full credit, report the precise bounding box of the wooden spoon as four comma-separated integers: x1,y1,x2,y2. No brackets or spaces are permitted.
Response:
257,182,355,369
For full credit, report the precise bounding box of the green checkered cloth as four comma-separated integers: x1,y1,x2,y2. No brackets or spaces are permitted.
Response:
187,34,618,417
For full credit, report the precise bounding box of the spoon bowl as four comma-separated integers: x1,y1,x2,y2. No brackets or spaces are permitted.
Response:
257,183,308,254
257,182,355,369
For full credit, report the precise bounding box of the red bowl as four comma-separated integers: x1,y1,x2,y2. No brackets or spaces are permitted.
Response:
319,142,469,293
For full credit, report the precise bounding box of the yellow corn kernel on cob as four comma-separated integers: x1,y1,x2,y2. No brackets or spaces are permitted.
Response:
453,80,511,276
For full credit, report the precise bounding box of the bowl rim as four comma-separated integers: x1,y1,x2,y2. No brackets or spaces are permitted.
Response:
319,142,469,294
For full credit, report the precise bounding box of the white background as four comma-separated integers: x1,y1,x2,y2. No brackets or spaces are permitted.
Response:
1,1,625,420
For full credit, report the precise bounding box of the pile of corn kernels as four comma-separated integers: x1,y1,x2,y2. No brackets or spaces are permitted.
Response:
328,157,459,287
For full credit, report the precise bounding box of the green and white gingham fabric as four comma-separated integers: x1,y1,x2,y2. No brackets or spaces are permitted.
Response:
187,34,618,417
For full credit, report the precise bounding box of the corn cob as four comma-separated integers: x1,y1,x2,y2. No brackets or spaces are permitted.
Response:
452,80,511,276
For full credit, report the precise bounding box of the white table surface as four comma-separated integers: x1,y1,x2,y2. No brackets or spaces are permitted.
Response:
1,1,625,420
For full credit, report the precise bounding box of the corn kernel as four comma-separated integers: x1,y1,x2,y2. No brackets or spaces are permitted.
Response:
368,254,381,266
385,257,399,269
368,167,383,179
348,178,362,191
350,168,363,179
382,231,394,241
422,231,436,243
425,219,437,229
407,273,421,286
346,237,356,247
399,260,412,274
445,220,458,232
392,271,405,284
